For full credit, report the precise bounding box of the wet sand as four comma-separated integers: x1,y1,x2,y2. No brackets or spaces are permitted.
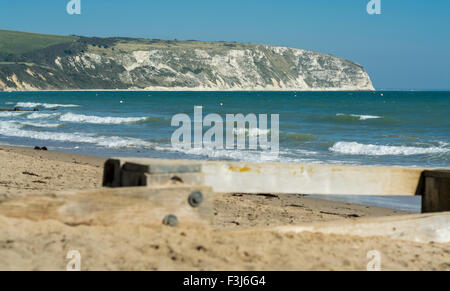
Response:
0,145,449,270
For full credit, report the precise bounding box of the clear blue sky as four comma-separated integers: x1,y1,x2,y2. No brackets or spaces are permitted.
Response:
1,0,449,90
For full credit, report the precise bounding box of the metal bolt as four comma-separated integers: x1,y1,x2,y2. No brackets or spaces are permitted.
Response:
162,215,178,227
188,191,204,208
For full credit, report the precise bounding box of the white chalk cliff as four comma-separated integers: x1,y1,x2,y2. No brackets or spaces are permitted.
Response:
0,32,374,91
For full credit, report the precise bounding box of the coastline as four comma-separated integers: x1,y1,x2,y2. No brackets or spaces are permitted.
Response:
0,88,376,92
0,144,106,168
3,89,450,92
1,144,449,270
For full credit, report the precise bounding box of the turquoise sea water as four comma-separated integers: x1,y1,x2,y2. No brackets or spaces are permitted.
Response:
0,91,448,168
0,91,448,212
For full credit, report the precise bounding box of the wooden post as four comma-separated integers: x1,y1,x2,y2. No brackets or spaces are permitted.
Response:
103,159,204,188
420,170,450,213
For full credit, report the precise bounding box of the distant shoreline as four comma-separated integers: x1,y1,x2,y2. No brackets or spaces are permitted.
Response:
0,88,376,92
2,89,450,92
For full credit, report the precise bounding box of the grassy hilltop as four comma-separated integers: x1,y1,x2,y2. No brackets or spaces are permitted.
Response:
0,29,253,62
0,30,77,56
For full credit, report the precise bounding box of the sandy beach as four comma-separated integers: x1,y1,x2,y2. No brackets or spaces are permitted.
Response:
0,145,449,270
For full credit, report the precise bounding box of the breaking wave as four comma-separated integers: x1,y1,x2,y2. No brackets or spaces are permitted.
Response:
335,113,382,121
0,112,28,117
18,122,63,128
156,144,287,162
0,121,153,148
15,102,80,109
27,112,61,119
330,141,449,156
60,113,149,124
233,128,271,137
230,129,317,143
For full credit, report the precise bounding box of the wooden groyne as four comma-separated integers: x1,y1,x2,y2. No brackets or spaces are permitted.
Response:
103,158,450,213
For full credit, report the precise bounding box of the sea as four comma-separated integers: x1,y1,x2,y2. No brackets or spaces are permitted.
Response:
0,91,449,212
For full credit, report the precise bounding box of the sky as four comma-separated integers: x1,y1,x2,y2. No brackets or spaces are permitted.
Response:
0,0,449,90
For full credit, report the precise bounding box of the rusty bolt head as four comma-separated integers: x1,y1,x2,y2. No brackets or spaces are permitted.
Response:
162,215,178,227
188,191,204,208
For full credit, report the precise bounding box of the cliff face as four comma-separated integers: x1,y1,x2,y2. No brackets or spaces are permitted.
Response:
0,30,374,91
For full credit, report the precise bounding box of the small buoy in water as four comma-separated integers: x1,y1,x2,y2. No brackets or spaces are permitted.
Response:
220,102,223,106
380,93,384,96
120,100,124,104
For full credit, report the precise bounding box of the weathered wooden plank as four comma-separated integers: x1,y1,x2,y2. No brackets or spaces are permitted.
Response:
0,186,214,228
272,212,450,243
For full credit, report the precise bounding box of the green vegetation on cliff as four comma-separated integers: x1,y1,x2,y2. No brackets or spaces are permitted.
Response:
0,30,76,57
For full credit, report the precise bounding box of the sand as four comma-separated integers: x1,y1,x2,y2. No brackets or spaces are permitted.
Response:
0,145,449,270
0,145,104,198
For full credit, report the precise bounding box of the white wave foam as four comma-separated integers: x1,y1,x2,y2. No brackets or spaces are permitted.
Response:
18,122,62,128
233,128,271,137
27,112,61,119
336,113,382,120
168,147,279,162
0,121,152,148
330,142,449,156
156,141,288,162
15,102,80,109
60,113,148,124
0,112,28,117
291,149,320,155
